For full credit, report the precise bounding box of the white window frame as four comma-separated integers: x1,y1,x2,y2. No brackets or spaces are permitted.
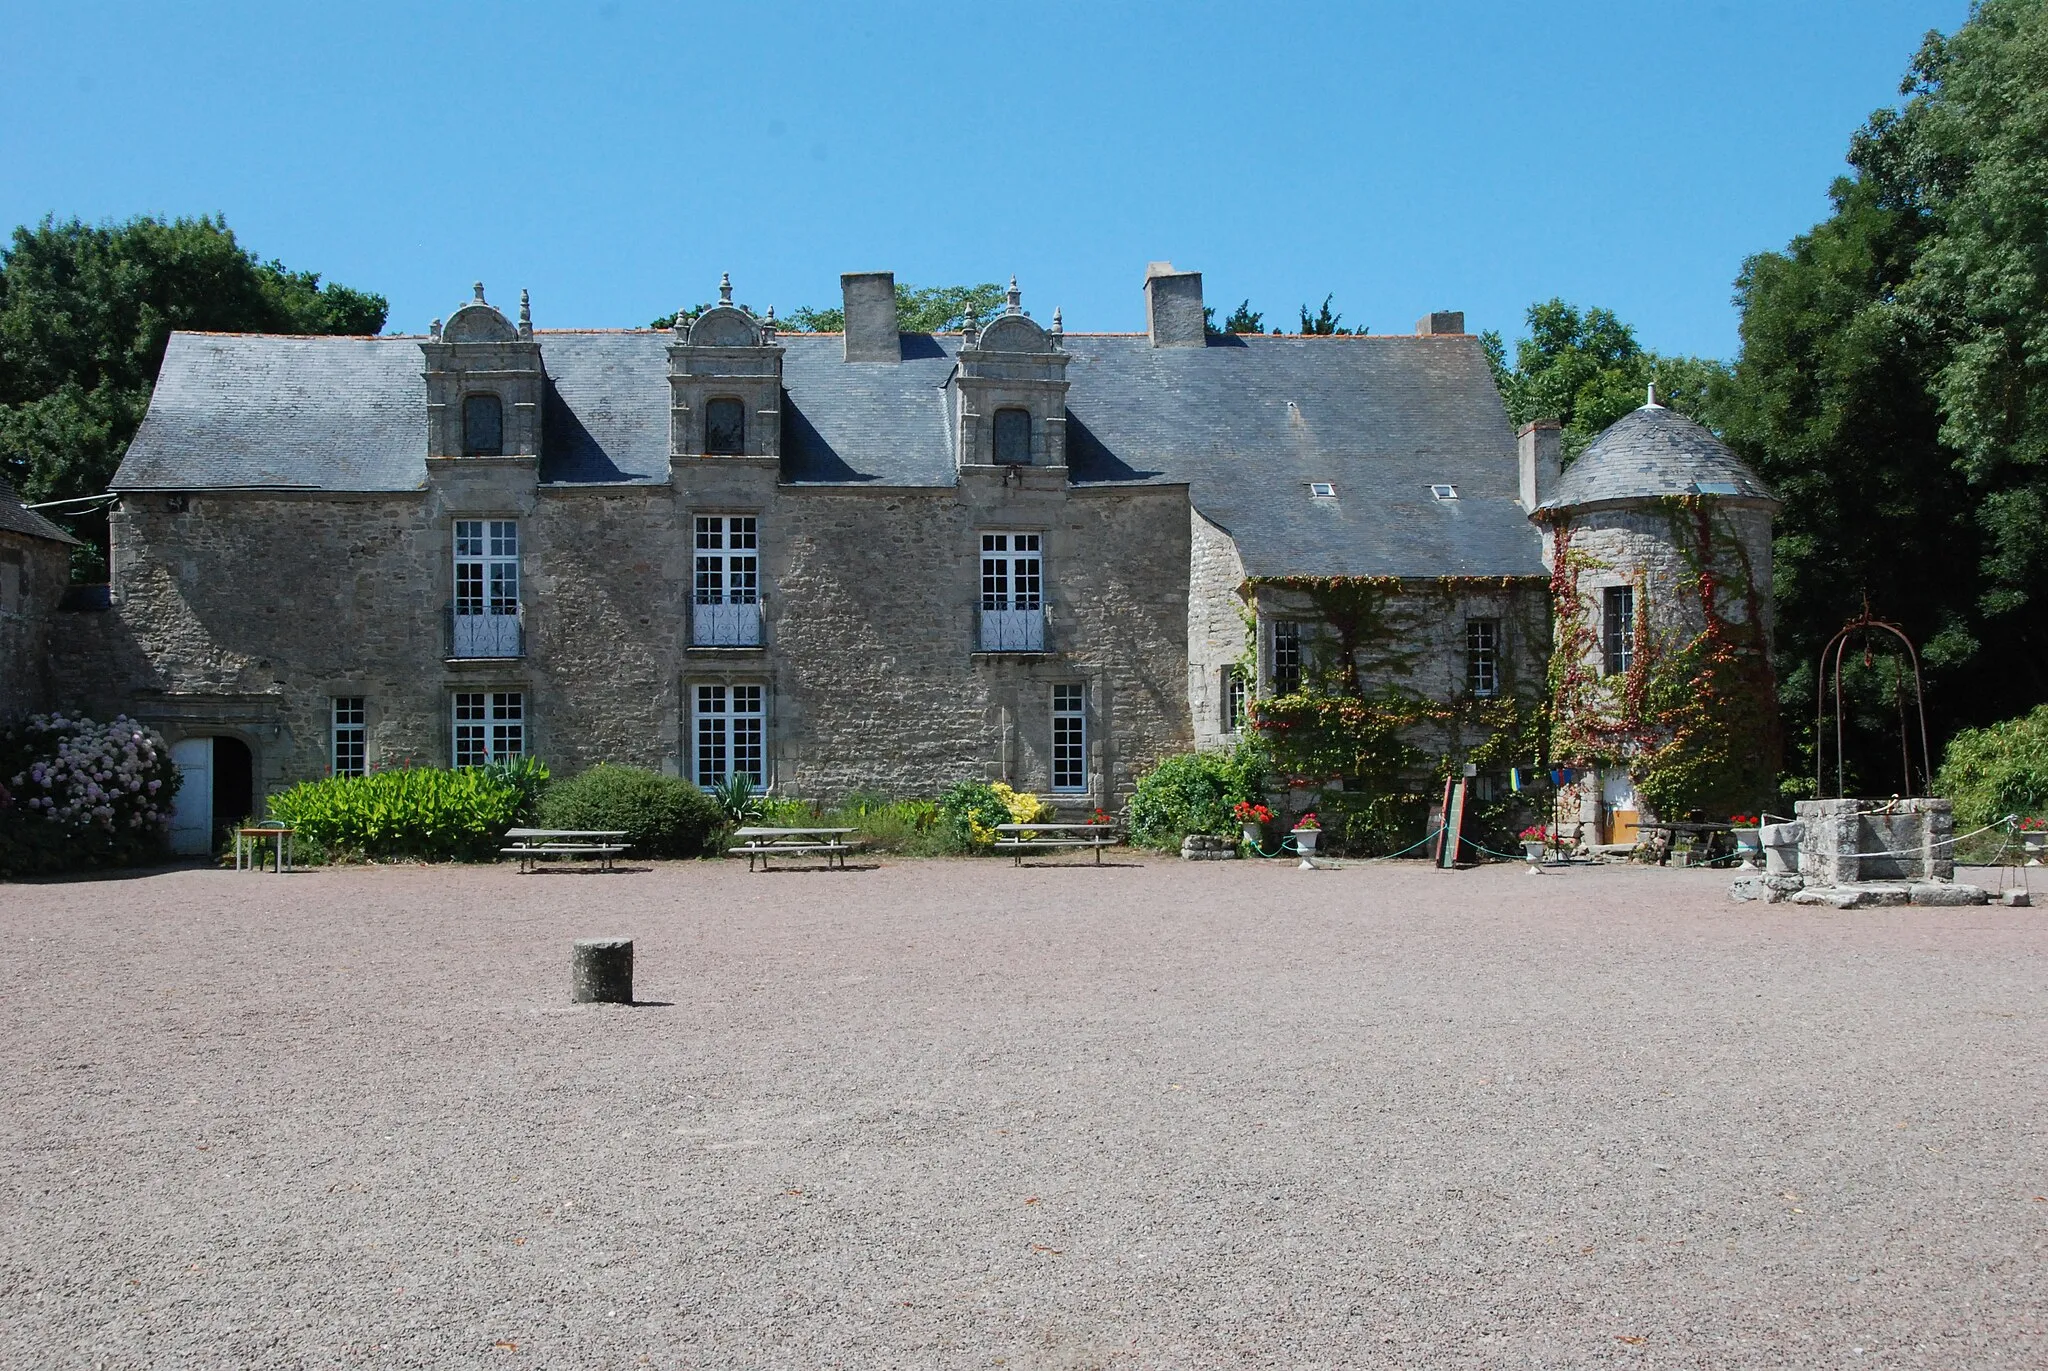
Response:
693,514,762,647
694,682,766,790
1051,683,1087,792
979,531,1045,651
1222,667,1246,733
1466,618,1500,698
332,697,367,778
453,519,521,658
453,691,525,767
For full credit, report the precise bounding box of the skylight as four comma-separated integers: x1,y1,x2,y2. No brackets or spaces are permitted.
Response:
1431,484,1459,500
1691,480,1740,496
1309,482,1336,499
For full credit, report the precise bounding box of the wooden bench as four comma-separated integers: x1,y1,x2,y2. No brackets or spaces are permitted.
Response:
993,822,1123,865
501,828,630,873
729,826,860,871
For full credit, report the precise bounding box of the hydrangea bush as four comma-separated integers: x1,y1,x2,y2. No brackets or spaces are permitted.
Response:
0,713,180,876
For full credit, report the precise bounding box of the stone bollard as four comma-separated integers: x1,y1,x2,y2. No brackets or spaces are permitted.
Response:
571,938,634,1004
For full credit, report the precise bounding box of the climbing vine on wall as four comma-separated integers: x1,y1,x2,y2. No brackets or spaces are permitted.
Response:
1545,499,1779,819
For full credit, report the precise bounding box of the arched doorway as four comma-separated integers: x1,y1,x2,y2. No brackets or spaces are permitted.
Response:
168,736,255,855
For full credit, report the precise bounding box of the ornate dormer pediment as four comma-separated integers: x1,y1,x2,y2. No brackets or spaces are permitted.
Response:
954,277,1069,470
668,274,784,462
421,283,544,462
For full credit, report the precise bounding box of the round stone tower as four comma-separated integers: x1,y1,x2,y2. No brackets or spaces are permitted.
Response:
1532,390,1781,849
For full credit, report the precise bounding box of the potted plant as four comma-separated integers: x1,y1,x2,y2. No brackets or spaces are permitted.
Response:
2021,816,2047,866
1518,824,1548,866
1728,814,1762,869
1233,800,1273,849
1290,811,1321,868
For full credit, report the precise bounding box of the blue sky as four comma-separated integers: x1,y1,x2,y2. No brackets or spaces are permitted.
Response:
2,1,1968,359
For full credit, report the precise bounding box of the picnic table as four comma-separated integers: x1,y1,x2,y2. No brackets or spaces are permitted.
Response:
1637,819,1735,867
730,826,860,871
993,822,1122,865
501,827,630,873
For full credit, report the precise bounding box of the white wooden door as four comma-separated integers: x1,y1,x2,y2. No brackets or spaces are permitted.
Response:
169,738,213,855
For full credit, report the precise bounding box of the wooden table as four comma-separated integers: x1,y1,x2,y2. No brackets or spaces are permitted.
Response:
729,826,859,871
234,825,295,873
1638,820,1735,867
993,823,1123,865
501,828,630,873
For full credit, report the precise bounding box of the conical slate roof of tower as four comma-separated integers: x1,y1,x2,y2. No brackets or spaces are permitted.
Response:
1538,394,1777,512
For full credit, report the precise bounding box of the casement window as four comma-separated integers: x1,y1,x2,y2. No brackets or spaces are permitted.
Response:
453,691,524,767
693,514,761,646
979,532,1044,651
332,697,367,778
1603,586,1636,676
1270,618,1302,696
704,398,746,455
993,407,1032,464
1052,684,1087,792
1222,667,1246,733
453,519,521,657
694,683,765,789
1467,618,1500,698
462,393,504,457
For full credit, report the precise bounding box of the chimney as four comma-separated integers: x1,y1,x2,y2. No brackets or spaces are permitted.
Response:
841,271,899,362
1144,261,1205,347
1416,311,1466,335
1518,419,1562,512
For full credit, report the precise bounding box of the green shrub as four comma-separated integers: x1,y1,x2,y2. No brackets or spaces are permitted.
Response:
1935,704,2048,831
936,779,1010,851
0,712,180,877
267,763,541,862
536,763,724,858
1126,743,1264,849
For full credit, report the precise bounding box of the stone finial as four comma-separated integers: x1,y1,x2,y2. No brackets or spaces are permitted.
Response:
1051,306,1064,346
1006,275,1022,315
719,272,733,305
961,304,980,346
673,309,688,338
473,282,486,303
430,318,443,341
762,305,777,340
517,289,532,339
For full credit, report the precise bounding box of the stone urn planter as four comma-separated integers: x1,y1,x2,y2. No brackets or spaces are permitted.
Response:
1290,826,1320,870
1522,839,1546,868
1731,827,1762,869
1242,823,1263,850
2024,830,2046,867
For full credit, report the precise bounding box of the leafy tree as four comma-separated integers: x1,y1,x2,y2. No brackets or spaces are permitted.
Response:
0,215,387,574
1204,299,1266,335
683,281,1010,335
1482,299,1725,460
1298,294,1363,336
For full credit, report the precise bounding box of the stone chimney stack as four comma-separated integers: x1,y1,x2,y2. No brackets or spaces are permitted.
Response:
1144,262,1205,347
1415,311,1466,335
841,271,899,362
1518,419,1562,512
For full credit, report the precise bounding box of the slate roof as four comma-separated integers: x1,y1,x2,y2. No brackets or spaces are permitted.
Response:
0,476,81,546
116,328,1545,579
1541,402,1778,512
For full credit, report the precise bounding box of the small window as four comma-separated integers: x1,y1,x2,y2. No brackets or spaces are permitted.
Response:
1466,618,1499,698
993,408,1032,465
1271,619,1302,696
695,683,766,789
705,398,746,455
332,697,366,778
462,393,504,457
1309,482,1336,499
1603,586,1636,676
1430,484,1458,500
1222,667,1246,733
1052,684,1086,791
453,692,524,767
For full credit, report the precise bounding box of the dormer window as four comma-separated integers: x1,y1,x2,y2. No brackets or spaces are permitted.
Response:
705,398,746,455
1431,484,1459,500
993,408,1031,465
462,393,504,457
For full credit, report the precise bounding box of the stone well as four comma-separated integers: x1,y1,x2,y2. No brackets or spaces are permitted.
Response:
1795,798,1954,886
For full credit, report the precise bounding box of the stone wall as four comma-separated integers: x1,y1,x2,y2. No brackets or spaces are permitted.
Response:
1186,511,1247,748
0,531,72,721
79,460,1194,812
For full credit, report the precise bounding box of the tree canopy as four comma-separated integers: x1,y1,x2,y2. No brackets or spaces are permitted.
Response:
1483,300,1723,460
0,214,386,571
655,282,1007,334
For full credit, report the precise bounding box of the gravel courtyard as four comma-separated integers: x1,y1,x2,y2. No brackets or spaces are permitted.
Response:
2,856,2043,1369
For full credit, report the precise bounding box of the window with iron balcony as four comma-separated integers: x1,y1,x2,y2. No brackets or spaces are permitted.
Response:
692,515,761,647
979,532,1044,652
451,519,521,658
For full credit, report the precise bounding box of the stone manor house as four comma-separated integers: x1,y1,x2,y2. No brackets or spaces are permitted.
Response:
18,263,1776,852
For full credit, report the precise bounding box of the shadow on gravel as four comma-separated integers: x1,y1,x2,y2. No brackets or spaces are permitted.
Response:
750,864,884,874
1010,860,1149,869
520,866,656,876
